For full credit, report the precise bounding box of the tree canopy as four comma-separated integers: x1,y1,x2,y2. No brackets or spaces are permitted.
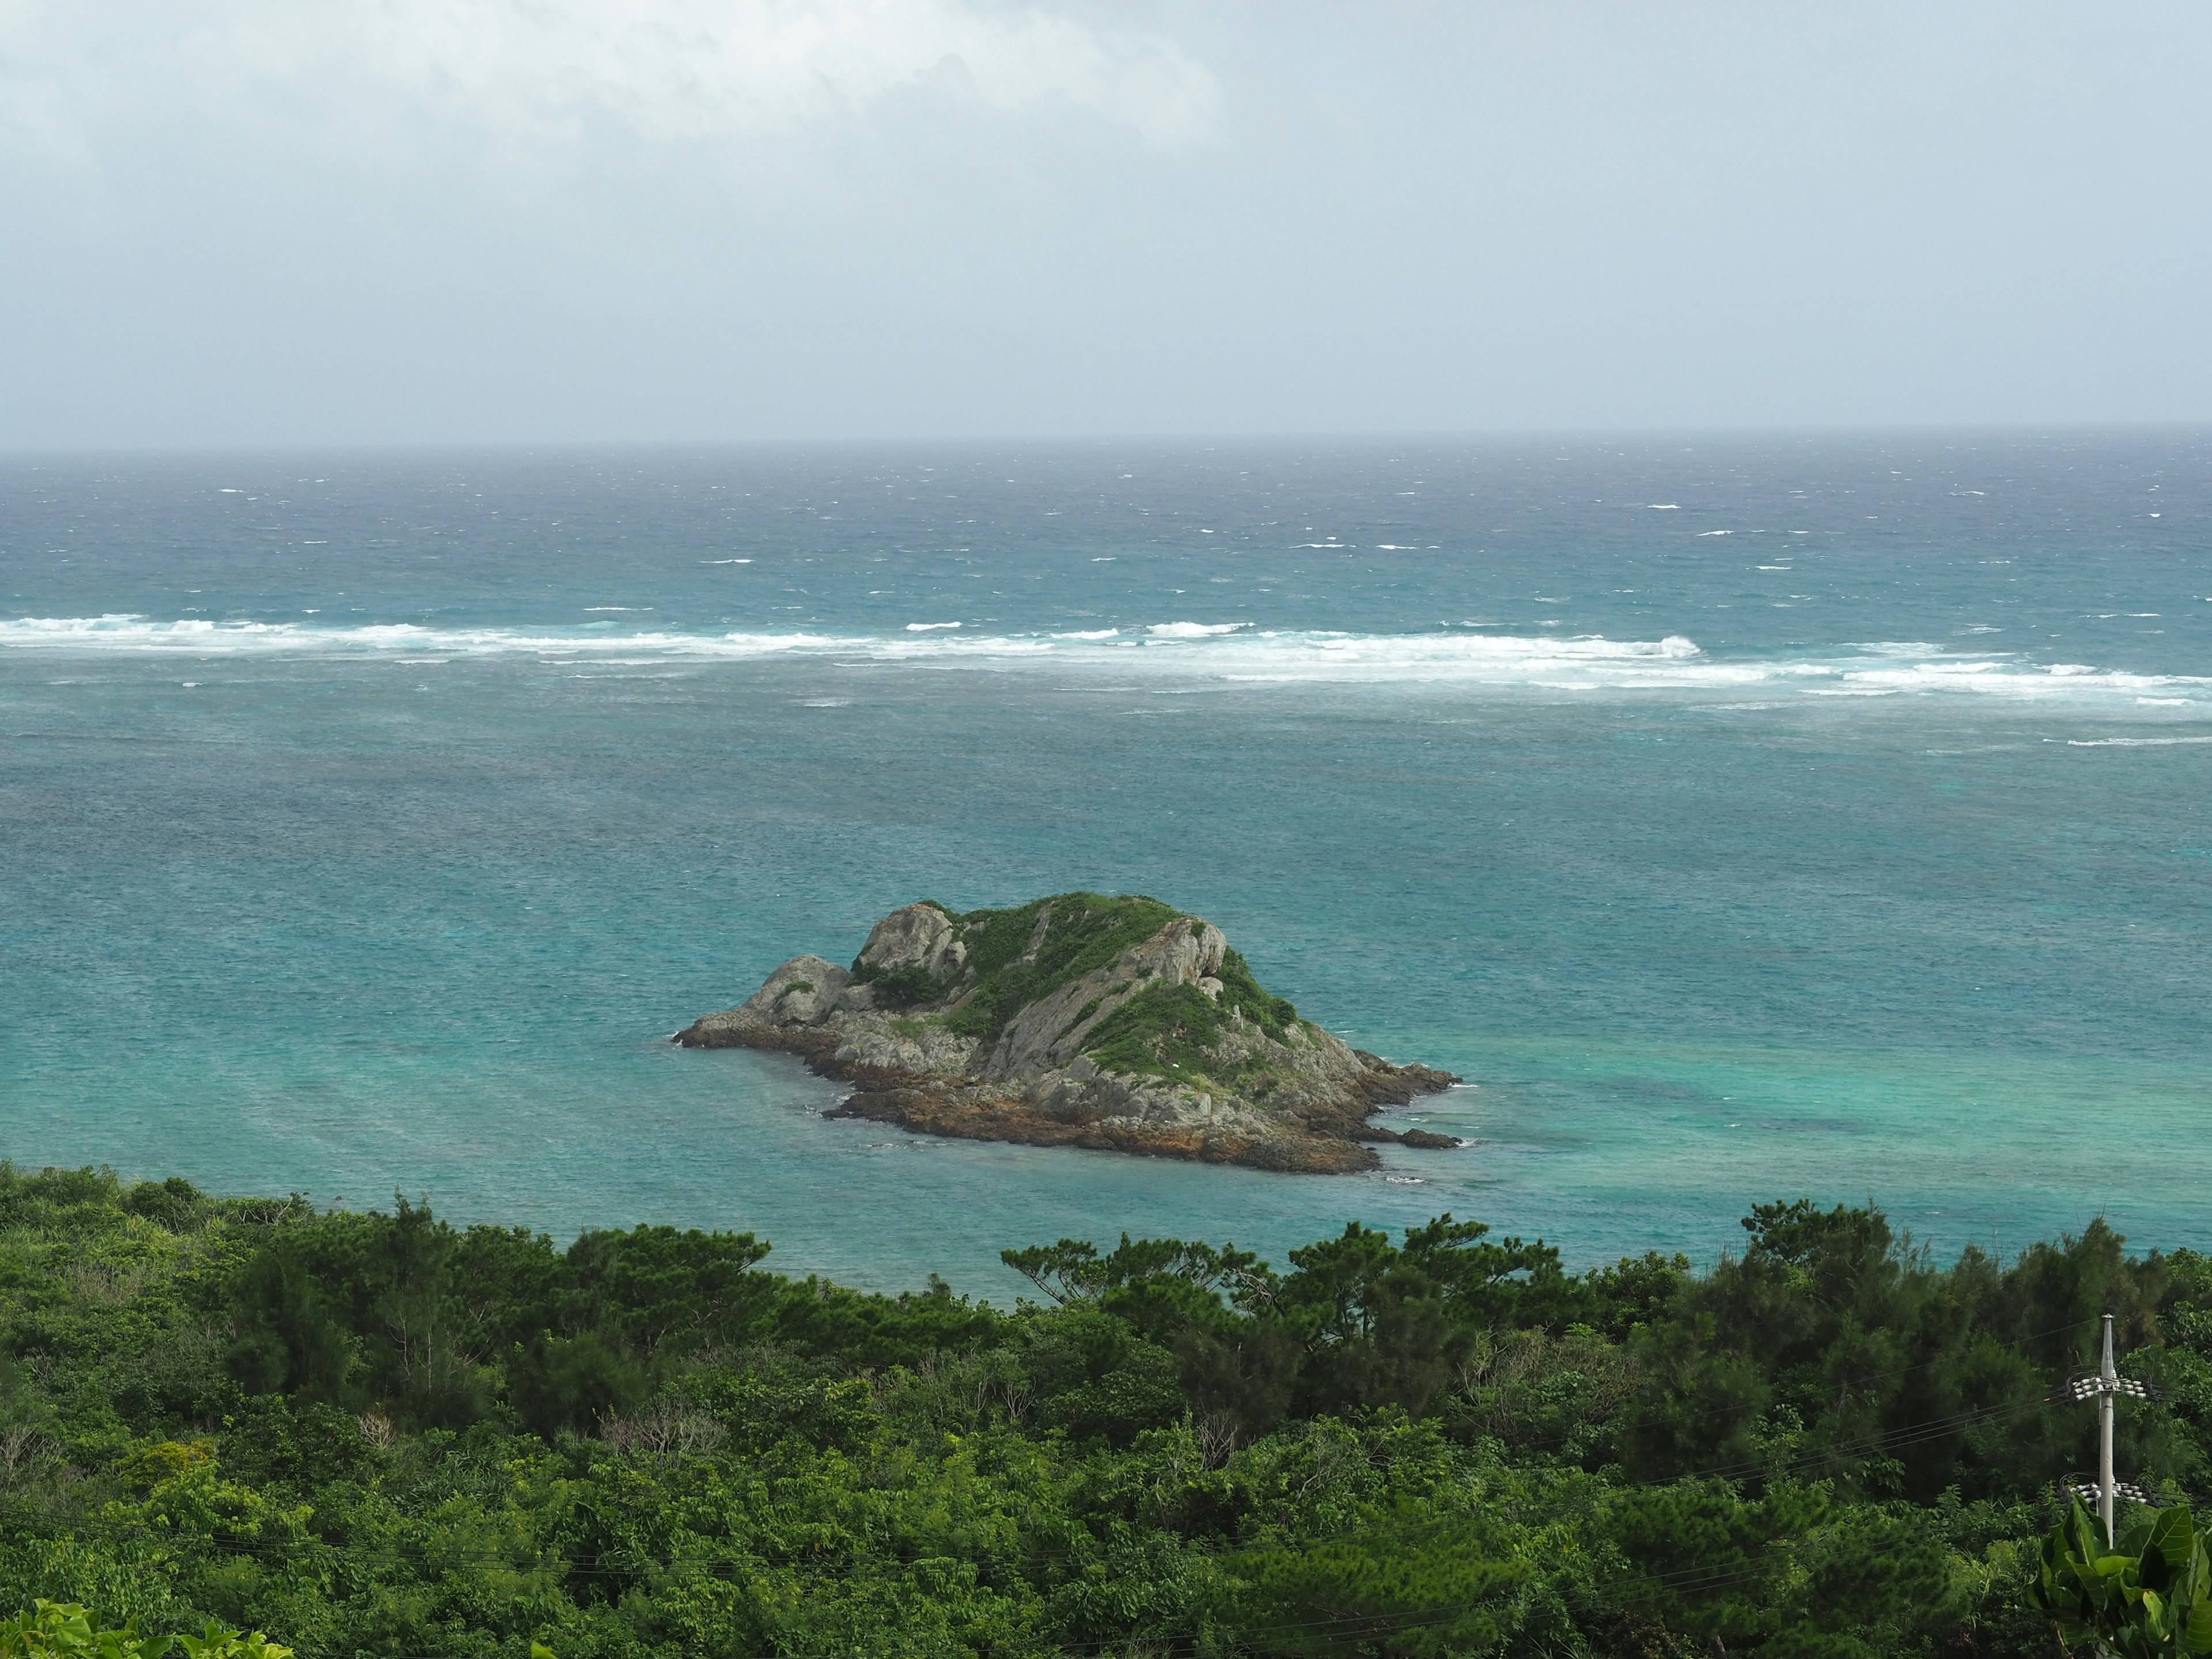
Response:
0,1162,2205,1657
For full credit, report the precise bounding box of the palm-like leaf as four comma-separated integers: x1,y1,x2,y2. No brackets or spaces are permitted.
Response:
2034,1502,2212,1658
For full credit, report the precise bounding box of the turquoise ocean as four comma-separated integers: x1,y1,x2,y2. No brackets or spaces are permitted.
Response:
3,434,2207,1296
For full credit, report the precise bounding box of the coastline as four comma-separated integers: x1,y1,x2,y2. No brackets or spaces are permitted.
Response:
676,1014,1461,1173
673,896,1462,1175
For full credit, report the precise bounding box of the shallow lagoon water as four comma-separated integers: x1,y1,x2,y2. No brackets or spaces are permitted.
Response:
3,435,2208,1295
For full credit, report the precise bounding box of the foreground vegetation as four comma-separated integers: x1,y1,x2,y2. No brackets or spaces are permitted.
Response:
1,1164,2207,1658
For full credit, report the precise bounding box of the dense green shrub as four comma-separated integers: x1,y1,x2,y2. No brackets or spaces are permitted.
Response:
0,1161,2203,1657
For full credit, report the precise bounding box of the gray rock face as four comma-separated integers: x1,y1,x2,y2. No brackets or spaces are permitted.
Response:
733,956,849,1026
857,904,969,979
674,896,1461,1173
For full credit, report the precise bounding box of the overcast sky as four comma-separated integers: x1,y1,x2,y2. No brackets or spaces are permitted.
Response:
4,2,2209,447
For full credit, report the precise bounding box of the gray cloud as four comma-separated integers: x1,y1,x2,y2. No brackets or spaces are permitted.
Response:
2,1,2206,445
207,0,1218,144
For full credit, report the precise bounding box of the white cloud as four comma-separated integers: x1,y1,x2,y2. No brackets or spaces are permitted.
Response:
185,0,1219,147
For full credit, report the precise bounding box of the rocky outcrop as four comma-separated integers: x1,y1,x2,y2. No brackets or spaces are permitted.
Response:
675,893,1461,1173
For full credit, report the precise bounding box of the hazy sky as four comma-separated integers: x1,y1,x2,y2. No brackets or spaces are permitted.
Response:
4,2,2209,446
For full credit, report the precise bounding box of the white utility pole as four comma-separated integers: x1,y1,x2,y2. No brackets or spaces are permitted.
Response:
2099,1313,2118,1545
2065,1312,2158,1544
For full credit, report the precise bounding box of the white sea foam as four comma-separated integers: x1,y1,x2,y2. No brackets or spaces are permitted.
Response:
1146,621,1247,638
2062,735,2212,747
3,613,2206,709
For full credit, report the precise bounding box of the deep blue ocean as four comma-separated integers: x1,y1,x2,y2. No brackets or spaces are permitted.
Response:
3,433,2207,1296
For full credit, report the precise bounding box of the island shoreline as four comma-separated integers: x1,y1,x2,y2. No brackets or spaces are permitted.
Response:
674,893,1463,1175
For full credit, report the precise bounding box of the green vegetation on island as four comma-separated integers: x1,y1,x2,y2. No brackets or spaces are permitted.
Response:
0,1161,2205,1658
854,889,1291,1070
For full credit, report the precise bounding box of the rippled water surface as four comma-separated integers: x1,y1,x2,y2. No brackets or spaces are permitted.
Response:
4,434,2208,1293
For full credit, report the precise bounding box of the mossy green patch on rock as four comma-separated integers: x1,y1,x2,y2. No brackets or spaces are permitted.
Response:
1078,980,1229,1082
938,898,1185,1039
1077,948,1296,1085
858,892,1183,1044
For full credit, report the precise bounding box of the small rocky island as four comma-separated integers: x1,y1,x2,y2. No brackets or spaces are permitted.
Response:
676,893,1460,1173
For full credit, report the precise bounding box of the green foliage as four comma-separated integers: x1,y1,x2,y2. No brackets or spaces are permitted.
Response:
1613,1202,2140,1501
2033,1499,2212,1657
1217,1493,1536,1657
175,1620,296,1659
1077,980,1230,1080
1214,946,1297,1036
119,1181,207,1236
0,1602,168,1659
1605,1478,1967,1658
3,1164,2205,1659
506,1331,644,1437
929,892,1182,1043
114,1441,213,1493
1078,946,1301,1083
849,963,940,1008
0,1604,295,1659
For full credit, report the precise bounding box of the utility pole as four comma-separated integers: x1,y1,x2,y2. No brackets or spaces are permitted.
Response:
2065,1313,2158,1544
2099,1315,2118,1543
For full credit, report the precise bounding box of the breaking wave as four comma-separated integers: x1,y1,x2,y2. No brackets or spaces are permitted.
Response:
3,614,2206,704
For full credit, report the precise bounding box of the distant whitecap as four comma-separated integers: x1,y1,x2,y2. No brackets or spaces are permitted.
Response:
1145,621,1247,638
1,616,2202,709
